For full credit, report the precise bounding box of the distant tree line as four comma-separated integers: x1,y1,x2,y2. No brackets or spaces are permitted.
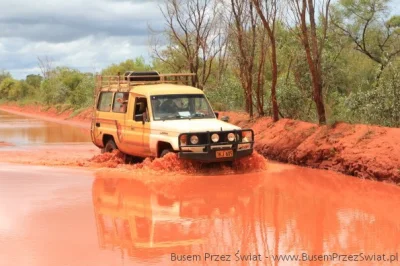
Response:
1,0,399,127
0,58,150,112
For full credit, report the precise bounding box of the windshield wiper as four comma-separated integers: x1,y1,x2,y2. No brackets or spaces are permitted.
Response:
190,112,207,118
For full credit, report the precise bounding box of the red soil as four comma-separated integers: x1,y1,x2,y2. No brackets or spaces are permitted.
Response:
0,141,14,147
1,104,398,182
0,103,92,128
220,111,400,183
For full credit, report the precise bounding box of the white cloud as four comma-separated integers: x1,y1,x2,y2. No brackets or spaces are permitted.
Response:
0,0,164,79
0,36,152,78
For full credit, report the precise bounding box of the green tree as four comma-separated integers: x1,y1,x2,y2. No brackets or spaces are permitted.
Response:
101,57,152,75
0,70,11,85
26,74,42,89
0,77,24,100
332,0,400,84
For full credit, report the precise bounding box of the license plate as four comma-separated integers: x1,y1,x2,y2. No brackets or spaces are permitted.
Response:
216,150,233,158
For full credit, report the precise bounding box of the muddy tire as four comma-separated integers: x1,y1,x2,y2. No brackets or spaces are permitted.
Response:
160,149,172,158
103,139,117,153
125,155,144,164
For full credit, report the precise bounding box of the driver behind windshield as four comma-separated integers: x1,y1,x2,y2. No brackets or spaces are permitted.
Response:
160,99,178,113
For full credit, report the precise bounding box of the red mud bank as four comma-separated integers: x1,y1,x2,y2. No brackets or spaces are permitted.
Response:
0,141,14,147
0,103,92,128
0,103,399,182
221,111,400,183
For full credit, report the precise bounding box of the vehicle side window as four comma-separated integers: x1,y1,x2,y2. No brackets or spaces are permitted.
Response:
134,97,149,122
113,92,129,113
97,92,113,112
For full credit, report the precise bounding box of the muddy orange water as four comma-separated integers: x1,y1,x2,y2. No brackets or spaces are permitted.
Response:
0,111,400,266
0,110,90,146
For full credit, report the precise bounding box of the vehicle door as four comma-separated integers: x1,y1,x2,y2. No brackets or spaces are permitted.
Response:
123,95,148,156
92,91,115,146
109,92,129,150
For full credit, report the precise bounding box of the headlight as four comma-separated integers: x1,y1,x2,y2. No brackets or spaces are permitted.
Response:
180,134,187,145
190,135,199,145
211,133,219,143
227,132,235,142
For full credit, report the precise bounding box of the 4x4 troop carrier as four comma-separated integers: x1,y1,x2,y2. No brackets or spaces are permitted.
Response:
90,71,254,162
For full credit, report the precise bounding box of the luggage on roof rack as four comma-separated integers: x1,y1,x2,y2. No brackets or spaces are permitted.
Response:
124,71,160,82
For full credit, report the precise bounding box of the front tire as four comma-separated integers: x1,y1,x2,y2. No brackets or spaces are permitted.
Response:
160,149,172,158
102,139,117,153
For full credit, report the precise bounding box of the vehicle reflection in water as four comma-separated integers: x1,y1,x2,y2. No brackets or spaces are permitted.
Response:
92,166,400,265
0,110,90,146
92,171,264,263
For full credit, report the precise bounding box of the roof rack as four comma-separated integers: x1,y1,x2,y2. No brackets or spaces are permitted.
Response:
95,71,197,93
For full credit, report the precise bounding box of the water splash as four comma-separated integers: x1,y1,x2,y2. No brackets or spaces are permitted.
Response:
88,150,268,175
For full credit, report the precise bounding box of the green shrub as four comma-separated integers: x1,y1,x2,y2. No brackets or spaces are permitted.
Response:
205,74,244,111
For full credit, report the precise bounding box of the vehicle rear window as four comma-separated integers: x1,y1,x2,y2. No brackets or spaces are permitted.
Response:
97,92,113,112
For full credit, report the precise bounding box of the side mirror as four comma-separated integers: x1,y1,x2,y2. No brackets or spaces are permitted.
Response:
221,116,230,122
215,112,219,119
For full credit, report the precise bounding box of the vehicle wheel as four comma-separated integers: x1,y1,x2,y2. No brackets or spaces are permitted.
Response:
103,139,117,153
125,155,144,164
160,149,172,158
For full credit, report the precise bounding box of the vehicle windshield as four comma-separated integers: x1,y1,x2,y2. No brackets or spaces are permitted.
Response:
151,94,215,120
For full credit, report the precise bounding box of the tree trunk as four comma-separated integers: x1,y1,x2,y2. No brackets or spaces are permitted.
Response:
313,78,326,125
270,36,279,122
304,44,327,125
299,0,327,125
251,0,280,121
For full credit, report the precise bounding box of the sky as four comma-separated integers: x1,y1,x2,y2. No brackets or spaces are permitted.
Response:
1,0,399,80
0,0,164,79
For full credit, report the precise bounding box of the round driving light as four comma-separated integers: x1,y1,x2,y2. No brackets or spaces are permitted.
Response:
227,133,235,142
211,133,219,143
190,135,199,145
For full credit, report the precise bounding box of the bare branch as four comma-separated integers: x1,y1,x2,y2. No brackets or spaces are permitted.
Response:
37,56,54,79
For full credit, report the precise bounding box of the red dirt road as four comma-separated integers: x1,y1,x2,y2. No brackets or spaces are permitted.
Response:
0,104,399,182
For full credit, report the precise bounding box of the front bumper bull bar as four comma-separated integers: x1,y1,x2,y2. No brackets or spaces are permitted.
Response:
177,129,254,162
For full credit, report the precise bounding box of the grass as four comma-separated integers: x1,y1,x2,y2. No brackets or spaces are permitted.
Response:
54,103,72,114
69,107,89,119
18,97,40,106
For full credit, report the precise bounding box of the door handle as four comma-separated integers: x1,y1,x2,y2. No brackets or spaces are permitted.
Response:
96,123,100,127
